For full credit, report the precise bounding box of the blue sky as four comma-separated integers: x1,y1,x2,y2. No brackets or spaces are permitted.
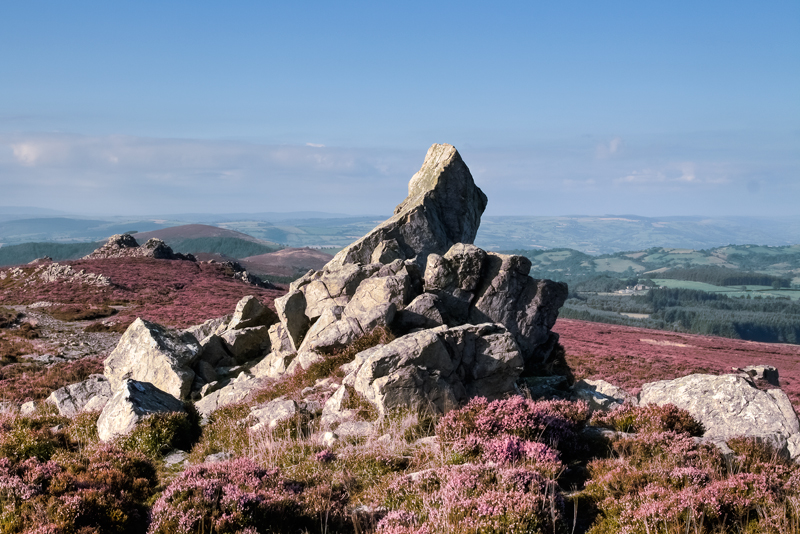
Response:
1,1,798,216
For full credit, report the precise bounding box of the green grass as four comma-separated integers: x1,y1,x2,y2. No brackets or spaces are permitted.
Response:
652,279,800,300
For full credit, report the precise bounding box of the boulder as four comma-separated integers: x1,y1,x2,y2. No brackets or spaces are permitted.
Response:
226,296,277,330
572,379,634,412
196,334,236,368
249,398,300,432
46,374,113,417
274,290,309,350
184,315,230,341
326,143,487,269
423,245,568,366
104,318,201,400
342,323,523,415
395,293,449,331
194,374,264,418
219,325,271,363
639,373,800,460
96,380,186,442
268,323,295,355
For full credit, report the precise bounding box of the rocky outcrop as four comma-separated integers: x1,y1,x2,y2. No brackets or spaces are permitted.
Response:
639,373,800,460
425,245,568,368
104,318,201,399
46,374,113,417
327,143,487,270
84,234,195,261
338,323,523,415
96,380,186,441
256,143,568,419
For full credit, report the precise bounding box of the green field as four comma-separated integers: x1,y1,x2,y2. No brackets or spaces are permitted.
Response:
651,279,800,300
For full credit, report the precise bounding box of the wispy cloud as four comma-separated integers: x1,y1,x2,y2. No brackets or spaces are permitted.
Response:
595,136,623,159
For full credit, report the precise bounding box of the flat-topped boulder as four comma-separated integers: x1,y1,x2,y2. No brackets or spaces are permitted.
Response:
104,318,201,399
639,373,800,460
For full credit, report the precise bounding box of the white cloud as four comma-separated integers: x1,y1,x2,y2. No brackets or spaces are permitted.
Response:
306,142,325,148
11,143,41,166
595,136,623,159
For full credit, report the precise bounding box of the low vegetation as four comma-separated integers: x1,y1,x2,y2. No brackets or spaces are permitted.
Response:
563,288,800,344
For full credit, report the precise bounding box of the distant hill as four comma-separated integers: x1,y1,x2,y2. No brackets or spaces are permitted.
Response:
125,224,281,260
0,217,178,245
240,247,332,278
0,241,102,267
132,224,266,243
476,215,800,254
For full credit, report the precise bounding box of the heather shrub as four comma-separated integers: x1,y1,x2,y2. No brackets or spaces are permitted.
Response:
0,413,69,462
66,410,101,449
149,457,344,534
0,443,157,534
375,463,566,534
117,407,200,459
591,403,704,436
12,322,40,339
188,403,251,462
0,356,103,402
0,306,18,328
436,396,589,463
582,428,800,534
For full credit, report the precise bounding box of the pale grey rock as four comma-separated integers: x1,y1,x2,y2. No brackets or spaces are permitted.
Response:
335,420,374,438
194,375,264,417
268,323,295,355
572,379,634,411
284,351,325,376
321,385,359,427
299,274,406,352
251,351,295,379
274,290,309,350
327,144,487,269
249,398,299,432
204,452,233,463
83,395,111,412
639,374,800,460
97,380,185,442
196,334,236,368
421,245,567,367
184,315,230,341
20,401,40,417
226,296,277,330
371,239,404,264
468,253,568,366
164,450,188,466
395,293,448,331
319,431,339,448
343,323,523,415
219,325,271,364
104,318,201,400
46,374,113,417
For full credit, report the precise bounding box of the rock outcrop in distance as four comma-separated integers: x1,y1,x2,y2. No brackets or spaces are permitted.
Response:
83,233,196,261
